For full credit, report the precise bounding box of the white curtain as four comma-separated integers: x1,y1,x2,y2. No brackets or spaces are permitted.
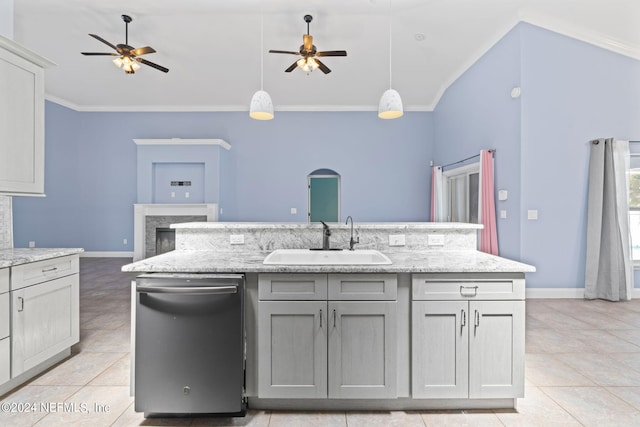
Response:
585,138,634,301
431,166,445,221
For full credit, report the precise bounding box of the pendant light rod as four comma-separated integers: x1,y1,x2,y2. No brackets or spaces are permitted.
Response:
260,14,264,90
388,2,393,89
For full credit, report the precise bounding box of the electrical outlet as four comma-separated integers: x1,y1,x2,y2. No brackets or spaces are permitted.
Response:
123,238,128,245
428,234,445,246
500,210,507,219
528,210,538,220
389,234,405,246
230,234,245,245
185,191,190,198
28,241,35,248
291,207,297,215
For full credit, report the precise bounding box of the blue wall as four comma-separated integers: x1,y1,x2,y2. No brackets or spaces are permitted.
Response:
434,24,523,261
12,107,433,251
434,22,640,289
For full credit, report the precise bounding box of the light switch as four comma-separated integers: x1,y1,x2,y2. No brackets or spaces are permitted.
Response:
498,190,508,201
389,234,406,246
185,192,190,198
291,208,297,215
500,210,507,219
428,234,445,246
171,191,176,198
527,210,538,220
230,234,245,244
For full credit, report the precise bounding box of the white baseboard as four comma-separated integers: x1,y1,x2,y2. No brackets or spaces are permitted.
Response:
80,251,134,258
526,288,640,299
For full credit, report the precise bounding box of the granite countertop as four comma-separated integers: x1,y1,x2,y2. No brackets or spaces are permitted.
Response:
121,249,536,274
0,248,84,268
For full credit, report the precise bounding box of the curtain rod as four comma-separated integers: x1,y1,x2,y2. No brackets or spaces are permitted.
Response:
439,149,495,170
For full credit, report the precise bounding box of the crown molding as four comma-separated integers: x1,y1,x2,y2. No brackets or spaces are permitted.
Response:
45,95,433,113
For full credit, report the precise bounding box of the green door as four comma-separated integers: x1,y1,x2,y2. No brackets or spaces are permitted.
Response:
309,176,339,223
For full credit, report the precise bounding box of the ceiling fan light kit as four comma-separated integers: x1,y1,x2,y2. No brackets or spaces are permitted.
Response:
269,15,347,75
81,14,169,75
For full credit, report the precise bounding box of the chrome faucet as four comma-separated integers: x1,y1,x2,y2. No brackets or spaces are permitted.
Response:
345,216,360,251
320,221,331,250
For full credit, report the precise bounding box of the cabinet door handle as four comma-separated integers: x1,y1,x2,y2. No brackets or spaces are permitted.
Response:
320,309,323,328
460,285,478,297
333,309,337,328
461,309,466,335
17,297,24,312
474,310,480,335
42,267,58,273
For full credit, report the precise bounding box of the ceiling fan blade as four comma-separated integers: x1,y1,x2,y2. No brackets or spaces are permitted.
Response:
81,52,118,56
269,50,300,55
314,58,332,74
136,57,169,73
316,50,347,57
131,46,156,56
303,34,313,51
285,61,299,72
88,34,119,52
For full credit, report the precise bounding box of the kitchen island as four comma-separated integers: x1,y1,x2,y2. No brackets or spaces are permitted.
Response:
123,222,534,411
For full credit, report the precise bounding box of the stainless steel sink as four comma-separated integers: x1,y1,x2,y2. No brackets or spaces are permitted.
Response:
263,249,392,265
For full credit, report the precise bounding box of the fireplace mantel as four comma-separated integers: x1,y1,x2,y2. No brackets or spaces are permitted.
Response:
133,204,217,261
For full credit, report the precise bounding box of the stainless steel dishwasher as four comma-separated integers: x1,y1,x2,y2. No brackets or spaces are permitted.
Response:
134,273,245,417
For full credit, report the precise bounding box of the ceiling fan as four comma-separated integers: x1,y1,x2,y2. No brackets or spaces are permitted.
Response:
269,15,347,74
81,14,169,74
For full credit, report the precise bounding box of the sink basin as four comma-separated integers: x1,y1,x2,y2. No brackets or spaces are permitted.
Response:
263,249,392,265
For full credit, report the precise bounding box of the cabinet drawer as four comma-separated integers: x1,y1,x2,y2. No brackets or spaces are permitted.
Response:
412,274,524,300
0,292,8,339
328,274,397,301
0,337,9,385
259,274,327,300
0,268,8,293
11,255,79,291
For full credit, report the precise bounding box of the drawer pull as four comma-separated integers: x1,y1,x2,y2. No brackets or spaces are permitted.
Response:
460,285,478,297
474,310,480,335
42,267,58,273
461,309,466,335
17,297,24,312
333,309,337,328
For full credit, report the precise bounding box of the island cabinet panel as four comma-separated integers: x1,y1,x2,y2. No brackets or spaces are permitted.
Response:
257,273,398,400
412,300,468,398
469,300,525,398
258,301,327,398
412,275,525,400
258,274,327,300
328,274,397,300
328,301,397,398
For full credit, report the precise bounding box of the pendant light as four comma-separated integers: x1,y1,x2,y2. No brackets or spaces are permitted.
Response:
378,1,403,119
250,15,274,120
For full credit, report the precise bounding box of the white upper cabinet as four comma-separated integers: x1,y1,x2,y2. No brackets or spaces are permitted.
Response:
0,36,54,196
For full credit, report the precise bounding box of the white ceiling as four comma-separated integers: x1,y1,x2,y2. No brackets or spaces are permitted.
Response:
12,0,640,112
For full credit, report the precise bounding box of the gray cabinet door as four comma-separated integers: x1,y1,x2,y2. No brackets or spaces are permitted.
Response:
469,300,525,399
328,301,397,398
412,300,468,398
11,275,79,377
258,301,327,398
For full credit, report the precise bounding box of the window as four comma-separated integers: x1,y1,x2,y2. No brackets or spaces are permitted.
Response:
629,158,640,262
443,162,480,223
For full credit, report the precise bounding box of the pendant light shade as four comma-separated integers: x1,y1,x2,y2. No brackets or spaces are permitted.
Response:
250,15,274,120
378,89,403,119
379,0,403,119
249,90,274,120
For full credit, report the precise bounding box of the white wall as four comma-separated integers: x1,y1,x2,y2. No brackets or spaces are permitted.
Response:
0,0,13,39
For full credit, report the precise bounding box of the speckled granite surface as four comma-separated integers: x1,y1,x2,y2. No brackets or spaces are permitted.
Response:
122,249,535,274
123,222,535,274
0,248,84,268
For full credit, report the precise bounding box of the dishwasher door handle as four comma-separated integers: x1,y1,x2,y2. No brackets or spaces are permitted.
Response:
137,285,238,295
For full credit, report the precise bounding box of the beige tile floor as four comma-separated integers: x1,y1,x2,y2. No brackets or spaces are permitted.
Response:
2,258,640,426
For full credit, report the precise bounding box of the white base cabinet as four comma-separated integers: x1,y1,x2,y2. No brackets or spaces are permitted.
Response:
412,274,525,400
0,255,79,394
258,274,397,400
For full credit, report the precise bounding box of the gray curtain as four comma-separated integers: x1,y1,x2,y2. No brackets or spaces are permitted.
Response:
585,138,633,301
